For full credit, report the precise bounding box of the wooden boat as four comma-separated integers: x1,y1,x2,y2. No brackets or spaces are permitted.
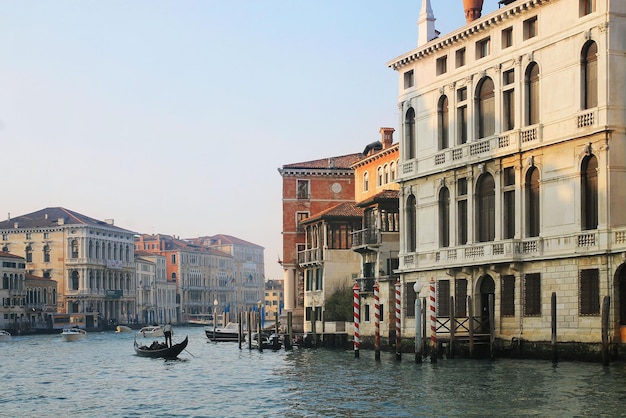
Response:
134,336,188,359
246,332,282,350
0,330,11,342
61,327,87,342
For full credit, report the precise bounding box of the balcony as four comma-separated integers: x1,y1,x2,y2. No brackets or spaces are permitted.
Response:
297,247,322,266
351,228,381,251
399,228,621,272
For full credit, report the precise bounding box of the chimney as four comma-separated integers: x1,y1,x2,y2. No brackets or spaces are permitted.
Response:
57,218,65,226
463,0,484,23
380,127,395,149
105,219,114,225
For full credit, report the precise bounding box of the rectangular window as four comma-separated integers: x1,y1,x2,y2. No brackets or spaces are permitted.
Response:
503,89,515,131
437,280,450,317
455,48,466,68
43,232,49,239
171,254,176,264
436,56,448,75
524,273,541,316
579,0,595,17
501,275,515,316
315,268,323,290
476,37,490,59
26,233,32,240
523,16,538,40
502,27,513,48
503,167,515,239
404,70,414,89
455,279,467,317
305,269,313,291
580,269,600,315
364,304,370,322
296,180,310,200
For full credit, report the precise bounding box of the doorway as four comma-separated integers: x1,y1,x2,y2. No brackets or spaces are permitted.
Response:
479,275,495,334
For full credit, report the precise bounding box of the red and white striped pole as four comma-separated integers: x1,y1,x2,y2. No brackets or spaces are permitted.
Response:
373,281,380,361
353,283,360,358
395,279,402,361
429,278,437,363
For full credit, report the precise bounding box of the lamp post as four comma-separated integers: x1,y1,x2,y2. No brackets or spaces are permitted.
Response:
413,280,423,364
213,299,219,341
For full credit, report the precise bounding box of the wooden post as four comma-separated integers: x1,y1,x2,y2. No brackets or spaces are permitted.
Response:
257,306,263,352
238,313,243,350
247,310,252,350
602,296,610,366
551,292,557,364
468,295,474,359
284,311,292,350
449,295,455,359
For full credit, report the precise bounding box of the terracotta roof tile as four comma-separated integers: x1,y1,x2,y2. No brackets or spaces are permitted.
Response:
302,202,363,224
282,153,363,170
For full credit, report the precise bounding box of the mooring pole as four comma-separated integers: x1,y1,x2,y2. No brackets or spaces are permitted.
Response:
602,296,610,366
395,279,402,361
429,278,437,363
374,281,381,361
551,292,557,364
353,283,360,358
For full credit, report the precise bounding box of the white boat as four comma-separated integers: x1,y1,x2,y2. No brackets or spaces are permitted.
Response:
205,322,240,342
61,328,87,342
116,325,132,333
0,330,11,342
137,325,164,338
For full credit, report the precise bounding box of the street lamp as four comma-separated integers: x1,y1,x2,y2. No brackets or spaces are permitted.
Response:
413,280,424,364
213,299,219,341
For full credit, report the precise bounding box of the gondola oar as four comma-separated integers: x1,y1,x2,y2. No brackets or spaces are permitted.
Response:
173,337,196,357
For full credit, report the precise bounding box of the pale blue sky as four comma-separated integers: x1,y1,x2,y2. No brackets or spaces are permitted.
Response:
0,1,500,280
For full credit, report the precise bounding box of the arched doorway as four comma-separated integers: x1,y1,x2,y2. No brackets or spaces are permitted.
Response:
479,275,495,333
617,265,626,342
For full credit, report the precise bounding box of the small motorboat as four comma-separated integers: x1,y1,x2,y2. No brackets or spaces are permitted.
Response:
137,325,164,338
205,322,240,342
0,330,11,342
116,325,132,333
134,336,189,359
246,332,282,350
61,328,87,342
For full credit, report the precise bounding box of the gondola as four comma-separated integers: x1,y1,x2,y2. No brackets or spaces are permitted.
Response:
134,336,188,359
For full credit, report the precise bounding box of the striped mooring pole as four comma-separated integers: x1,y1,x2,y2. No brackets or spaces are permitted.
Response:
353,282,360,358
374,281,380,361
395,279,402,361
429,278,437,363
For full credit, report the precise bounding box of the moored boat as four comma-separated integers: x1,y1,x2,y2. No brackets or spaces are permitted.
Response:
134,336,188,359
116,325,132,333
137,325,164,338
0,330,11,341
246,332,282,350
61,327,87,342
205,322,240,342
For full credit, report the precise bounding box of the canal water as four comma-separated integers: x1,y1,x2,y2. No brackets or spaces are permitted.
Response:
1,326,625,417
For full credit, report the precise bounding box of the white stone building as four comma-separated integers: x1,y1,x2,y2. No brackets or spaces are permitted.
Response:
389,0,626,351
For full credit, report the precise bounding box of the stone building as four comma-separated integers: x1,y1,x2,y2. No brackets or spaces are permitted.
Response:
0,208,136,326
389,0,626,356
0,252,27,331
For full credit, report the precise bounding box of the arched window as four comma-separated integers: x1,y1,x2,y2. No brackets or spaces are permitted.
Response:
377,166,383,186
406,194,417,252
390,161,396,181
476,173,495,242
71,240,79,258
525,62,540,125
582,41,598,109
439,187,450,247
581,154,598,230
363,172,369,192
438,95,449,150
25,245,32,263
71,270,79,290
384,164,390,184
526,167,540,237
405,108,416,160
476,78,495,138
43,245,50,263
88,240,93,258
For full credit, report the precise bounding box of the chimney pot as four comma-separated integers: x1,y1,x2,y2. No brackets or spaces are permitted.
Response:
463,0,484,23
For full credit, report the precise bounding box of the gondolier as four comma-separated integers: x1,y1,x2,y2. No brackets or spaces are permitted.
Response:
163,323,173,347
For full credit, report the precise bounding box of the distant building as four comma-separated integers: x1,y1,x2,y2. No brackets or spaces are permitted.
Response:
279,153,362,332
135,250,177,324
0,207,136,327
264,279,283,324
187,234,265,320
0,252,27,331
24,272,58,331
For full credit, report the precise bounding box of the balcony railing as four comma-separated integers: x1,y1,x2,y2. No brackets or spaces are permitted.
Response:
297,247,322,265
398,228,623,271
351,228,381,248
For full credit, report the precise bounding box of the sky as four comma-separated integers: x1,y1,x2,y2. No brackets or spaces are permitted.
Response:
0,0,502,280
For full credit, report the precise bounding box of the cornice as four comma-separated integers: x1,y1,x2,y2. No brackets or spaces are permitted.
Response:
387,0,551,71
